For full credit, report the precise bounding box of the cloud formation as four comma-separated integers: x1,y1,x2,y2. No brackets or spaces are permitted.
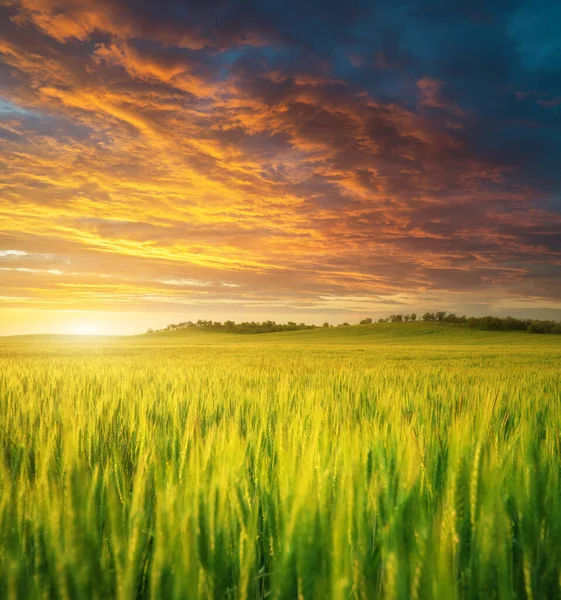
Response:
1,0,561,331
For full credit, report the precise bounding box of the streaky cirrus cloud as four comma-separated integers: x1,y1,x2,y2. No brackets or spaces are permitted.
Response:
1,0,561,333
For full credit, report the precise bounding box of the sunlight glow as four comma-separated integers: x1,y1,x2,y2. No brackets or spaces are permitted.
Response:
72,323,101,336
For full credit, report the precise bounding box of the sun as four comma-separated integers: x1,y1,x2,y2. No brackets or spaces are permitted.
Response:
72,323,100,336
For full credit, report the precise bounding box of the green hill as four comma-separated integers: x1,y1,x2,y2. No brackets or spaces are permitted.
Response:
2,322,561,347
127,322,561,346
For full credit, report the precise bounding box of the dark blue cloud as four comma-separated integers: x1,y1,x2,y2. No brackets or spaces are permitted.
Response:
138,0,558,206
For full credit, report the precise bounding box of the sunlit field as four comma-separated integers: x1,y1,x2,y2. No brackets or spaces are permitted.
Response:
1,324,561,599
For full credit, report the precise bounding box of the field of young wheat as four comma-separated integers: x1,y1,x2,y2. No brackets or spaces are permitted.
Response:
1,331,561,599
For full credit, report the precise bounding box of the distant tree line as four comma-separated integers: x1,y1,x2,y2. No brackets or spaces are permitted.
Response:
366,312,561,334
146,312,561,335
146,320,319,335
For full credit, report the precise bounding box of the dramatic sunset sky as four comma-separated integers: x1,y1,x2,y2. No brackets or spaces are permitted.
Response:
1,0,560,334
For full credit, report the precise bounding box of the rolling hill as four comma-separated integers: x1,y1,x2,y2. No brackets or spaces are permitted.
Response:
3,322,561,347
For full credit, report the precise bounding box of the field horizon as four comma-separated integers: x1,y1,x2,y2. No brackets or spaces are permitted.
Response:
4,321,561,348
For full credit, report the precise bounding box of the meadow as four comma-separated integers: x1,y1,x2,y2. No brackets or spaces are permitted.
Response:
1,324,561,599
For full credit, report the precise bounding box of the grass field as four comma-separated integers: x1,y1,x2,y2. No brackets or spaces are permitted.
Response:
1,323,561,599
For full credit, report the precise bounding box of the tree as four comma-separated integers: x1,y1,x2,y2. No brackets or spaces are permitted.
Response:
410,313,417,321
528,321,549,334
322,322,330,328
422,312,435,322
528,320,555,334
146,328,154,334
359,318,372,324
504,316,526,331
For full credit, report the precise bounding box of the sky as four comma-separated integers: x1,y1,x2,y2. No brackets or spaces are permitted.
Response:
1,0,561,335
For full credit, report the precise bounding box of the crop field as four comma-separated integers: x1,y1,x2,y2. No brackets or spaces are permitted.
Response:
1,324,561,599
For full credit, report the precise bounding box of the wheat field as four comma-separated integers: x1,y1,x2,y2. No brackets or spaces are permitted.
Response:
1,328,561,599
